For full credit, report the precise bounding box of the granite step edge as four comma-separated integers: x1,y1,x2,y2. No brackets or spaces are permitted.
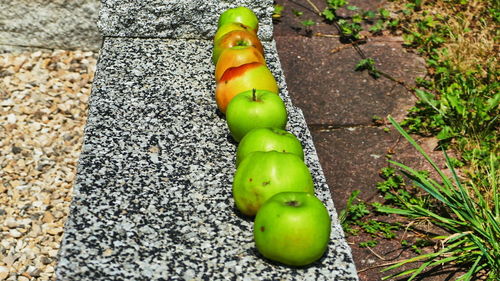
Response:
97,0,275,42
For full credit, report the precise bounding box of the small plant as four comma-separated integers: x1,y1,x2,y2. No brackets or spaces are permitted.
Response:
301,19,315,27
300,19,316,36
360,219,400,239
340,189,401,242
355,58,380,78
323,0,348,20
292,9,304,17
337,19,363,40
272,4,284,21
359,240,378,248
339,190,370,235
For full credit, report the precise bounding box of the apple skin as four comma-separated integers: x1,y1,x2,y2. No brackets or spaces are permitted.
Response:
213,29,264,64
232,151,314,216
215,45,265,82
236,128,304,166
218,6,259,32
216,62,278,114
213,22,256,43
226,89,287,142
254,192,331,267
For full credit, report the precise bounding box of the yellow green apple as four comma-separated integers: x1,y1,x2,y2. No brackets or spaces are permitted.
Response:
236,128,304,166
218,6,259,32
213,22,256,43
232,151,314,216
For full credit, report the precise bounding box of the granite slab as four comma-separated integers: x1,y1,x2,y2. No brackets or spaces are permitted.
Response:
56,37,358,280
98,0,275,41
0,0,102,52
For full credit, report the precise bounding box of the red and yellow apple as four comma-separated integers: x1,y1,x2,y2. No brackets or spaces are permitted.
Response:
215,62,278,113
215,45,265,82
213,22,256,43
213,29,264,64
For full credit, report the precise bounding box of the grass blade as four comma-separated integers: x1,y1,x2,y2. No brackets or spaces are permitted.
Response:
388,116,455,189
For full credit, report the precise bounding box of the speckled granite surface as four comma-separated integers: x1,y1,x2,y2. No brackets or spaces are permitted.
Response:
98,0,274,41
57,1,358,280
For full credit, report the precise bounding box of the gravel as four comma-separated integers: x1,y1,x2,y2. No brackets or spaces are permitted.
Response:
0,50,97,280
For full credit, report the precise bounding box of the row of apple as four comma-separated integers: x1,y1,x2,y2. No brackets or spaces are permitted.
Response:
212,7,331,267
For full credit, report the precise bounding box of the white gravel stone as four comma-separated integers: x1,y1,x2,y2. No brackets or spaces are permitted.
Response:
8,229,22,238
0,50,96,281
3,217,18,228
0,266,8,280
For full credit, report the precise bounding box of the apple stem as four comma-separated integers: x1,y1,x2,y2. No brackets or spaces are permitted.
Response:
252,88,257,101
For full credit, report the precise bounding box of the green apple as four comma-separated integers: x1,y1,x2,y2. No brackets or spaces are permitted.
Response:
236,128,304,166
232,151,314,216
254,192,331,267
218,6,259,32
226,89,287,142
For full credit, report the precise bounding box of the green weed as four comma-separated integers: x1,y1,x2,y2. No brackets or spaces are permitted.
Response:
355,58,380,78
340,190,370,235
395,0,499,203
359,240,379,248
340,189,402,244
374,116,500,280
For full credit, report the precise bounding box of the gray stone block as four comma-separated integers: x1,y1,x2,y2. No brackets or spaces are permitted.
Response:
98,0,275,41
56,37,358,280
56,0,358,279
0,0,102,52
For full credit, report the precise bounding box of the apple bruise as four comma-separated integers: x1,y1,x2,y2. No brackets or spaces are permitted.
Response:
220,62,262,82
260,226,265,232
285,200,301,207
245,190,261,215
239,194,259,216
236,22,250,31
